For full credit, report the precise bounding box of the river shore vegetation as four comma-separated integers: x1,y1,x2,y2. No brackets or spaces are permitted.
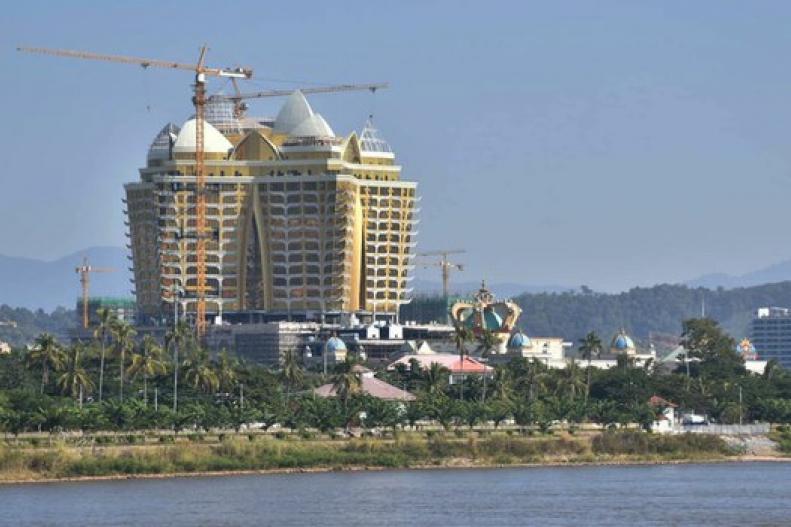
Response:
0,430,737,481
0,314,789,481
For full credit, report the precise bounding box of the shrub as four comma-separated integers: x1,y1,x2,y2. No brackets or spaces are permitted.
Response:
592,431,731,457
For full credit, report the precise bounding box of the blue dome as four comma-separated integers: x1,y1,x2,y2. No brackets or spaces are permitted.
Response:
509,331,531,349
464,309,504,330
325,336,347,353
611,331,635,351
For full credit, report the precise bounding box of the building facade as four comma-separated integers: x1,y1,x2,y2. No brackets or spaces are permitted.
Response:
125,92,418,325
751,307,791,369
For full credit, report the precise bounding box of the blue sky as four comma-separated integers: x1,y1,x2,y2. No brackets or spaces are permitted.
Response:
3,1,791,291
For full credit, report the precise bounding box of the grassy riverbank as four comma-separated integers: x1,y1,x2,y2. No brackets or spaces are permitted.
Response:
0,431,746,482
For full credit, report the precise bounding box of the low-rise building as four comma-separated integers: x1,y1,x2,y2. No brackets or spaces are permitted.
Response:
387,352,494,385
314,365,415,401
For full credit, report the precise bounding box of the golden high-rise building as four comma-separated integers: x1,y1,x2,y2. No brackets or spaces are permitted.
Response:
125,92,418,323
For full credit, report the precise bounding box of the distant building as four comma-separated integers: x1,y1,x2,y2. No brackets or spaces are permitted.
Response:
76,297,137,328
388,351,494,384
583,329,656,369
125,93,418,326
0,340,11,354
314,365,415,401
501,331,570,368
648,395,678,434
207,321,320,366
751,307,791,369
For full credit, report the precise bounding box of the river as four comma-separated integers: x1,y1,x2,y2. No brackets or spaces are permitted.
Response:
1,462,790,526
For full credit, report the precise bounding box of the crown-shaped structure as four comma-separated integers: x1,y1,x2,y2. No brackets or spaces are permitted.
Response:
449,281,522,355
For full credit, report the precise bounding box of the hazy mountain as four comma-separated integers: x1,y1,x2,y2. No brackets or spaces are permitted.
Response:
0,246,132,311
410,279,572,298
685,260,791,289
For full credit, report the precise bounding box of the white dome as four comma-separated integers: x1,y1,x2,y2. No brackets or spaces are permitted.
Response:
273,90,314,134
173,119,234,155
290,113,335,138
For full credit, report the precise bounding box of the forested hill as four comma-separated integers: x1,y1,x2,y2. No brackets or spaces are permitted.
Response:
403,282,791,345
0,305,74,348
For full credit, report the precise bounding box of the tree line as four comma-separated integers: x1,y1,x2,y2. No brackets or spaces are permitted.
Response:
402,281,791,344
1,311,791,436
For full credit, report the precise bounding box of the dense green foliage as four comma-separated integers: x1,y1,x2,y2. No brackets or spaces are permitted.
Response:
0,305,74,347
402,282,791,344
0,314,790,441
0,432,734,480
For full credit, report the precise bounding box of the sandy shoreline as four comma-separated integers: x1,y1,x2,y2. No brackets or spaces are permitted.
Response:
1,455,787,486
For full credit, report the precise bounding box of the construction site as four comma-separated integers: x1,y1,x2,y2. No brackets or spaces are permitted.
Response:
18,46,469,365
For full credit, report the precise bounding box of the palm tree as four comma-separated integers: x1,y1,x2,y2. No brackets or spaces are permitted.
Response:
555,360,587,401
214,349,238,393
166,320,190,412
331,356,362,411
453,324,473,400
515,358,550,402
578,331,602,404
281,347,303,400
111,319,136,402
57,343,95,407
492,367,514,402
182,347,219,394
763,358,783,382
93,307,116,402
476,329,500,358
27,333,64,394
127,335,167,407
422,362,449,395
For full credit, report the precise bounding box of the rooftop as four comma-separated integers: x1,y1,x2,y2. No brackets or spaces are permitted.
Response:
314,374,415,401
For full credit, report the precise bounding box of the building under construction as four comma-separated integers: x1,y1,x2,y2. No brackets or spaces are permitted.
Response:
125,92,419,326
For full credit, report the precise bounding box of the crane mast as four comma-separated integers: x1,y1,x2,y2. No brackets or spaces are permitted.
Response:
418,249,466,298
18,46,385,337
75,257,115,329
19,45,252,338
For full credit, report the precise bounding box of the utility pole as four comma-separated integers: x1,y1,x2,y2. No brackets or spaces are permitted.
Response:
240,383,245,410
739,385,743,426
154,387,158,412
173,341,179,414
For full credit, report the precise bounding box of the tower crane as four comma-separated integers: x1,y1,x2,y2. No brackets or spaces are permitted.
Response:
220,81,388,118
75,257,116,329
418,249,466,298
18,45,253,337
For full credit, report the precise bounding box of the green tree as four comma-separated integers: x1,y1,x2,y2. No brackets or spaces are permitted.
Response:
111,320,136,402
331,356,362,412
476,329,500,358
681,318,745,380
491,367,514,402
453,324,473,400
554,361,587,402
214,349,239,393
93,307,116,402
127,335,167,407
56,343,94,406
182,347,219,394
27,333,64,394
421,362,449,395
166,320,191,412
281,347,304,400
578,331,602,403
